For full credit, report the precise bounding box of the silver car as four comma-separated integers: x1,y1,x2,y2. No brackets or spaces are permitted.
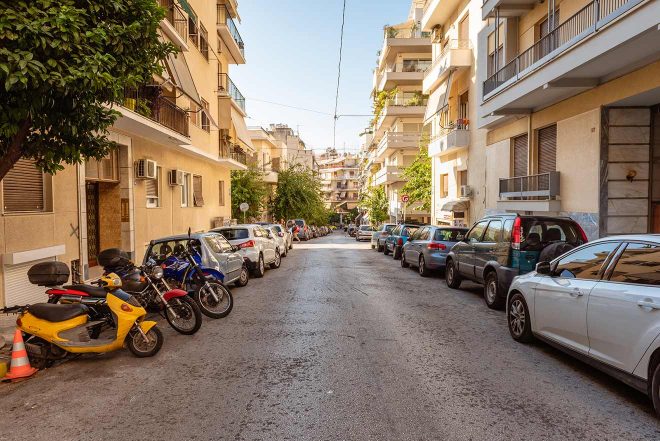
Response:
212,224,281,278
267,224,291,257
356,225,376,241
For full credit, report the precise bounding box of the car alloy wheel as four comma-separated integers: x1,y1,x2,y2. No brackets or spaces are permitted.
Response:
484,272,504,309
419,256,429,277
445,259,461,289
401,252,409,268
509,299,526,338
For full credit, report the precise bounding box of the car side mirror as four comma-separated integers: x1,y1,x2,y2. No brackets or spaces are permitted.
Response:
231,245,239,252
536,261,552,275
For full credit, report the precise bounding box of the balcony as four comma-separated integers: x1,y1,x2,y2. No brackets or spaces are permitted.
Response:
116,87,189,145
159,0,188,50
378,26,432,70
497,172,561,211
219,142,249,170
428,121,470,157
374,95,428,138
376,60,431,91
480,0,657,126
421,0,465,30
374,166,404,186
481,0,538,20
218,73,246,114
375,132,423,161
217,4,246,64
423,40,472,94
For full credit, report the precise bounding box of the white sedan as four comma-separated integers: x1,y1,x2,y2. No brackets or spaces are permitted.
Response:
506,235,660,416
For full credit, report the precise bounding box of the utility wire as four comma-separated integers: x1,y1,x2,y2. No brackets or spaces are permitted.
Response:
246,97,332,116
333,0,347,149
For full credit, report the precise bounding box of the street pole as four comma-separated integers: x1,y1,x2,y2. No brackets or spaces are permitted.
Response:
243,211,246,224
403,202,407,223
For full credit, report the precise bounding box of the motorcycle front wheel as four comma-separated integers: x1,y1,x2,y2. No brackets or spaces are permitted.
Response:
127,326,164,358
194,282,233,319
164,296,202,335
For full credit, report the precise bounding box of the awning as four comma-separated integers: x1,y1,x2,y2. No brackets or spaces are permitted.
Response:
424,71,453,122
166,53,202,107
178,0,196,20
231,108,255,152
441,198,470,212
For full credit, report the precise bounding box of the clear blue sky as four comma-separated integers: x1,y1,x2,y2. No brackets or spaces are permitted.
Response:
232,0,410,154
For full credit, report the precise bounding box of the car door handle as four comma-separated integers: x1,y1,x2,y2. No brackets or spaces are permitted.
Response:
638,300,660,310
570,288,584,297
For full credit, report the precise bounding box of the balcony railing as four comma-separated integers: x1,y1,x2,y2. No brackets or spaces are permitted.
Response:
387,93,429,107
218,73,246,112
159,0,188,41
426,39,471,73
219,142,248,165
499,172,560,199
217,4,245,57
123,88,189,136
383,26,431,39
484,0,636,96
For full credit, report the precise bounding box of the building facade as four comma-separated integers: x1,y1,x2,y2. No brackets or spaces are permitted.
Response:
318,153,360,214
0,0,251,308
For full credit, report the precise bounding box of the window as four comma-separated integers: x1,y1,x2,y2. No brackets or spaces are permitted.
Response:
609,243,660,286
554,242,619,280
217,228,248,240
199,22,209,60
146,166,161,208
521,218,584,246
401,226,418,237
2,158,51,213
482,220,503,243
192,175,204,207
188,16,199,48
204,234,233,254
181,172,190,207
458,170,468,187
467,221,489,242
86,150,119,182
440,174,449,198
190,101,200,127
253,228,262,238
219,180,225,206
435,229,466,242
200,99,210,132
414,227,429,241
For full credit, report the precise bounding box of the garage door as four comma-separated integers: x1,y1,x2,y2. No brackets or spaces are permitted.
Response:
3,258,54,307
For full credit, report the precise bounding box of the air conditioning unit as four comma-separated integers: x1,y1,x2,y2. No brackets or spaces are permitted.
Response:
135,159,157,179
169,169,184,186
460,185,472,198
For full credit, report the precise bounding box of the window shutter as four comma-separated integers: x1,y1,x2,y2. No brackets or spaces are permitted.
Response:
3,159,44,212
193,175,204,207
145,178,158,197
513,134,528,177
538,125,557,174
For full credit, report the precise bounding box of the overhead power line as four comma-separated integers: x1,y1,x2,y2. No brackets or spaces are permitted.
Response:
333,0,347,149
246,97,332,116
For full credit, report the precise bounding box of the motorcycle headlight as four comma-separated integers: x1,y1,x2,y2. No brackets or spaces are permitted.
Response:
151,266,164,280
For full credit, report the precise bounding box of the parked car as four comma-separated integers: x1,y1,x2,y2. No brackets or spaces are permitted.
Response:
506,235,660,416
291,219,310,240
347,224,357,237
445,214,588,309
144,232,248,287
355,225,376,241
373,223,397,251
401,226,469,277
212,224,282,278
385,224,421,259
266,224,291,256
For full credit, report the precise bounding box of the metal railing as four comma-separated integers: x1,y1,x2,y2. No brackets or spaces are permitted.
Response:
159,0,188,41
426,39,471,73
217,4,245,58
384,26,432,39
218,73,246,112
386,93,429,107
499,172,560,199
378,132,423,150
123,88,189,136
484,0,637,96
219,142,248,165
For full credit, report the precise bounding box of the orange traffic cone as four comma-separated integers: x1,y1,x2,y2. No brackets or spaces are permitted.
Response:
4,328,37,380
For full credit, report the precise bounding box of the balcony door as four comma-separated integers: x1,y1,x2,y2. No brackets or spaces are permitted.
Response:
513,134,528,177
538,124,557,174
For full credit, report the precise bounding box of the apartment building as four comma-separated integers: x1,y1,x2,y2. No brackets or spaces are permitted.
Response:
422,0,488,227
477,0,660,238
248,127,282,222
318,153,361,214
0,0,251,308
268,124,316,171
370,1,433,223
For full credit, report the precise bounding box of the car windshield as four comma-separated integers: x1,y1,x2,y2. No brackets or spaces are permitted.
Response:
521,218,583,247
434,229,467,241
271,225,283,233
295,220,305,227
203,235,233,253
217,228,249,240
359,226,373,231
384,225,395,232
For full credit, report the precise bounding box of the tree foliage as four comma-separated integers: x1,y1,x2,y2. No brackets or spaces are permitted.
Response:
272,165,329,225
402,145,432,212
363,185,388,226
0,0,175,179
231,167,268,220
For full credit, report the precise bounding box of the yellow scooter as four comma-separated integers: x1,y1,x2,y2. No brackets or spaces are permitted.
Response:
13,273,163,368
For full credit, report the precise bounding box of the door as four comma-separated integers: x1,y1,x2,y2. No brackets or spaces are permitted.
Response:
260,227,276,262
85,182,100,267
533,242,620,354
4,258,55,306
587,242,660,372
408,227,428,263
474,219,503,282
537,125,557,174
457,220,488,278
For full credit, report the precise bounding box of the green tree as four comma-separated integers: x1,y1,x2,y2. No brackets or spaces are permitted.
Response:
231,167,268,221
0,0,175,179
402,145,432,212
272,165,327,223
364,186,388,226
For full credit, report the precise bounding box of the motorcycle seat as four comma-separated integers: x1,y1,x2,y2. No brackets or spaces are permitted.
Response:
28,303,89,323
63,284,108,298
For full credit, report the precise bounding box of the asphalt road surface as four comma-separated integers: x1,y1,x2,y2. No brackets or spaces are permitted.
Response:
2,233,660,440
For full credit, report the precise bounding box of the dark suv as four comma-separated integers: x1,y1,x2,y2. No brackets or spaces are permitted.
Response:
445,214,588,309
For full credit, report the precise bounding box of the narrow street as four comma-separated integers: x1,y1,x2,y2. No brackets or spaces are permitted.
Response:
2,234,660,441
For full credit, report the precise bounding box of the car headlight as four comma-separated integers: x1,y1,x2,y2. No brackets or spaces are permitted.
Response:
151,266,164,280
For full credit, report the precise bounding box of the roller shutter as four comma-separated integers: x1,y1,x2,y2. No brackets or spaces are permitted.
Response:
513,134,528,177
538,125,557,174
3,159,44,212
3,258,55,307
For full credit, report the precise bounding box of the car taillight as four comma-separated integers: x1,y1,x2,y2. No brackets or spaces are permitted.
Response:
397,238,403,246
512,217,522,250
428,242,447,250
239,240,255,249
576,223,588,244
278,232,284,237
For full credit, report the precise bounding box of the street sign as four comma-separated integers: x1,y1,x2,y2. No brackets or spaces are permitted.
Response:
239,203,249,212
401,195,410,203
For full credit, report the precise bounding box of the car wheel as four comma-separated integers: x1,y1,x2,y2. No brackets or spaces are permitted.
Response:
419,255,430,277
282,246,287,257
383,244,390,256
507,292,534,343
377,243,383,252
270,250,281,269
401,252,409,268
253,254,265,278
445,259,462,289
393,246,401,260
235,265,249,287
651,359,660,418
484,271,505,310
